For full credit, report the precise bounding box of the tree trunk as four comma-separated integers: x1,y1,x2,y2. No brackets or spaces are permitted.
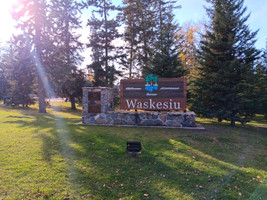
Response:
38,75,47,113
230,117,235,126
104,0,109,86
70,96,76,110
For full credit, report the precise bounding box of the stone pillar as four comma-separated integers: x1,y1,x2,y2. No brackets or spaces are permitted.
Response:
82,87,114,116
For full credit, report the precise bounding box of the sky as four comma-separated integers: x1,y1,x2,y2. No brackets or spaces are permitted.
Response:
0,0,266,52
174,0,267,49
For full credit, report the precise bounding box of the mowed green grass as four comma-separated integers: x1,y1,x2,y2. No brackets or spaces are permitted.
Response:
0,102,266,199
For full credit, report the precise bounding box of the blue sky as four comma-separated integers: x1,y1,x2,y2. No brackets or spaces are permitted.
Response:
112,0,266,49
173,0,267,49
0,0,265,51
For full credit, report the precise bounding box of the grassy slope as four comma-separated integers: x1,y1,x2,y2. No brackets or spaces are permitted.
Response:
0,102,266,200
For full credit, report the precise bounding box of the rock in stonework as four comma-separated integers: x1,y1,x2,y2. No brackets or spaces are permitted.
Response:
127,119,135,125
84,117,91,124
95,114,106,124
167,115,176,120
165,120,174,127
105,114,113,124
82,110,88,116
153,119,164,126
173,121,182,127
159,114,167,122
152,114,159,120
111,113,118,120
127,114,136,121
182,120,191,127
121,120,128,125
90,116,96,124
114,119,121,125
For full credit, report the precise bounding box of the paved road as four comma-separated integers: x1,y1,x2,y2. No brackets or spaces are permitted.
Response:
46,98,66,102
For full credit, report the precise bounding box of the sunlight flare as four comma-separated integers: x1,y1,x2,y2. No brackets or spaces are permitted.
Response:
0,0,18,41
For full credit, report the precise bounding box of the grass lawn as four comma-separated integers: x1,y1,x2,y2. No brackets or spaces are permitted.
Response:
0,102,266,199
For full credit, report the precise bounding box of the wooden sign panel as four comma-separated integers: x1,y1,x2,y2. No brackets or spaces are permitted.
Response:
120,77,187,111
88,92,101,101
88,104,101,113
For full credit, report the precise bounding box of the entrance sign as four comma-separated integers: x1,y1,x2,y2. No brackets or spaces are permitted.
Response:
120,76,187,111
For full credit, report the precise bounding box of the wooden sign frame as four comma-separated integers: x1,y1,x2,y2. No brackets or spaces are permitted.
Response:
120,78,187,111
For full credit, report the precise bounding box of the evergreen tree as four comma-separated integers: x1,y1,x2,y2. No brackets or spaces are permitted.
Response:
49,0,84,109
122,0,185,78
59,70,86,110
190,0,260,126
263,43,267,118
85,0,122,87
121,0,141,78
11,0,54,113
122,0,157,78
0,67,9,102
0,37,36,107
10,36,36,108
146,0,186,78
0,43,13,103
256,42,267,118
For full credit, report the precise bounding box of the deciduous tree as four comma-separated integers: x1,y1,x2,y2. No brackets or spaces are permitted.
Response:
177,24,200,79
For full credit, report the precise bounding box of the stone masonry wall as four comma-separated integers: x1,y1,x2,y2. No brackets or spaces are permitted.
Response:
82,111,196,128
82,87,196,128
82,87,114,115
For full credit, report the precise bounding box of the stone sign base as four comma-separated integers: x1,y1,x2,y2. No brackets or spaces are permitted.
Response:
82,111,196,128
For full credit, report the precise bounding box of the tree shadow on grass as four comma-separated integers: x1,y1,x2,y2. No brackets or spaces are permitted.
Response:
3,107,267,199
45,123,267,199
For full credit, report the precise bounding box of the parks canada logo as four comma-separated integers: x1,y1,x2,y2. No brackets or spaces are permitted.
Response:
145,74,158,92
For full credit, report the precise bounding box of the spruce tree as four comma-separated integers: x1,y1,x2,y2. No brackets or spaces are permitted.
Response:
11,0,53,113
263,43,267,118
121,0,141,78
85,0,122,87
0,44,13,103
49,0,84,109
122,0,185,78
256,42,267,118
146,0,186,78
11,36,36,108
190,0,260,126
122,0,157,78
0,37,36,107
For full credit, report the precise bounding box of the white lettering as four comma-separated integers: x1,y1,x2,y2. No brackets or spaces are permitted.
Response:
125,87,142,91
174,102,180,109
170,99,173,109
126,99,137,108
125,99,182,110
146,93,157,96
149,99,156,109
160,87,180,90
156,102,162,109
137,102,142,109
144,102,148,109
163,102,168,109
